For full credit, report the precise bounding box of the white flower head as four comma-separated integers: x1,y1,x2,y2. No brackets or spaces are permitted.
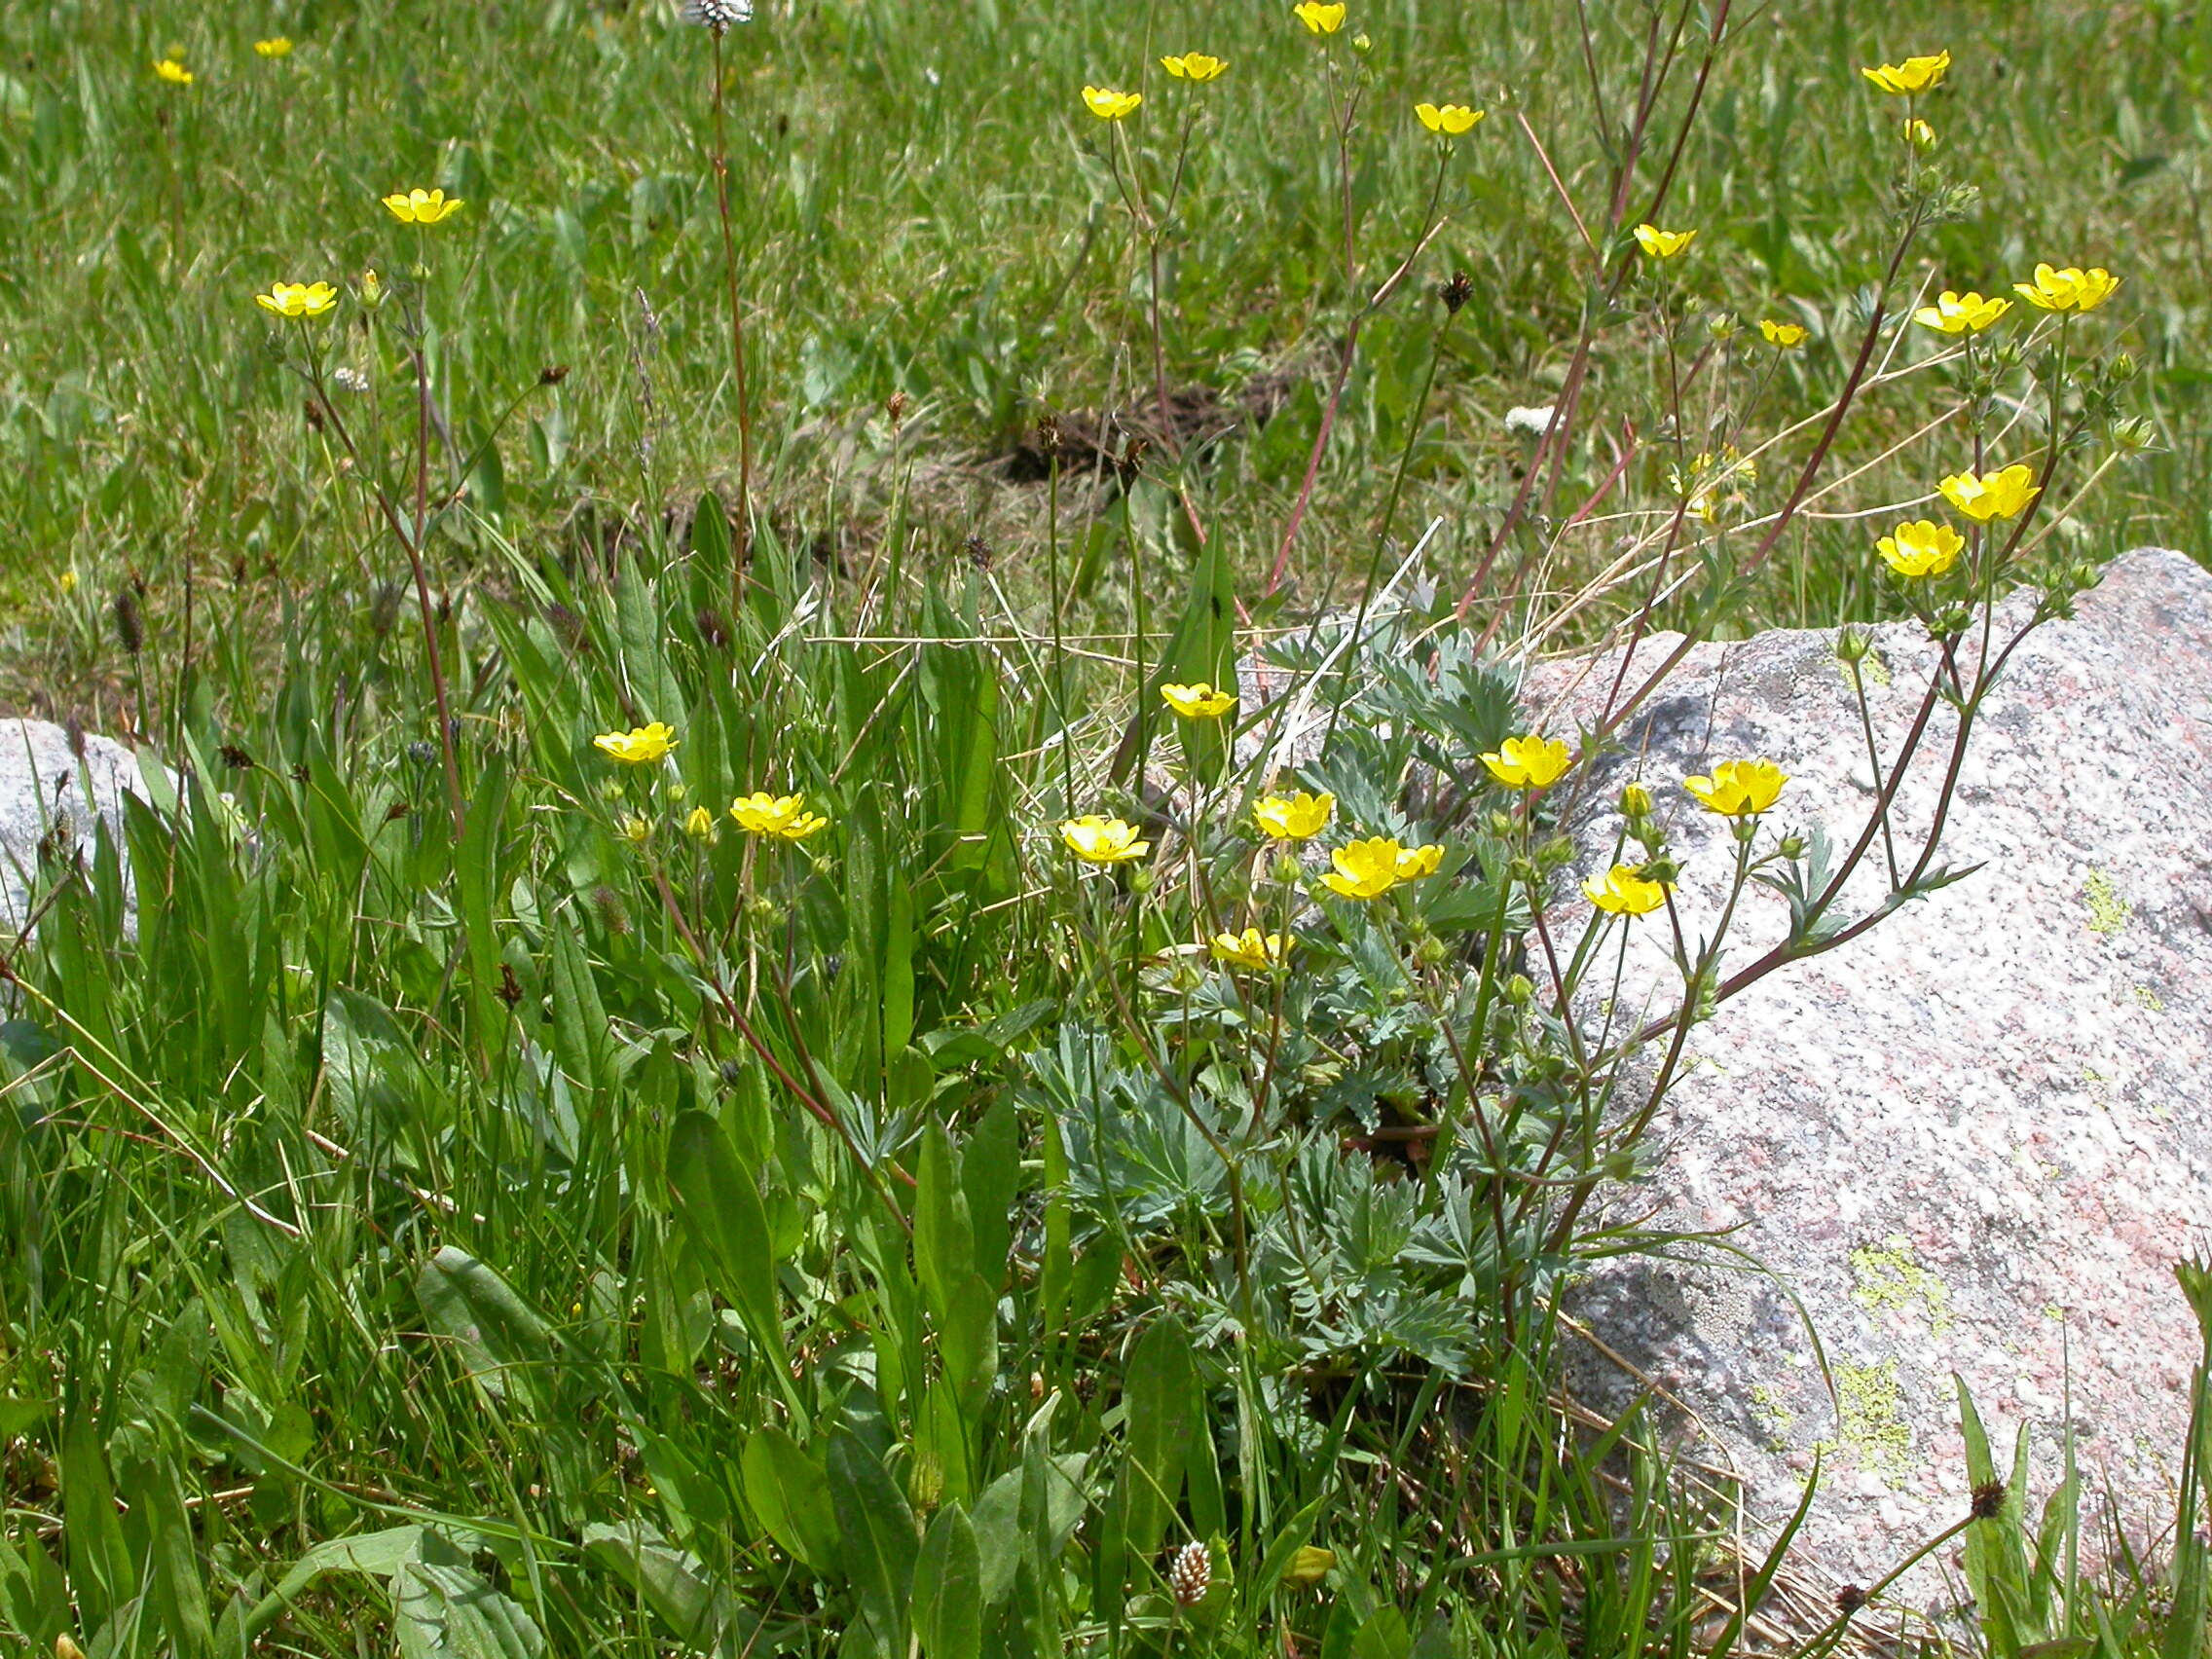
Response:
332,366,370,394
682,0,754,31
1504,404,1560,438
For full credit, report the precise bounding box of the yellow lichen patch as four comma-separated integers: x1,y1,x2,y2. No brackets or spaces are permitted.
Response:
1849,1235,1953,1335
1828,1359,1914,1484
2083,869,2130,937
1748,1382,1796,1455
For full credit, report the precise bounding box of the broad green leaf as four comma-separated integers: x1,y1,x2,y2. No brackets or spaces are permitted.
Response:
741,1427,841,1574
581,1521,733,1645
415,1248,553,1402
1098,1314,1198,1607
667,1110,785,1377
395,1555,545,1659
912,1504,982,1659
829,1431,919,1652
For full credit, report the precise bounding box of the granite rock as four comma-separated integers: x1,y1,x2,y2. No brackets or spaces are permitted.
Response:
0,719,159,934
1528,549,2212,1607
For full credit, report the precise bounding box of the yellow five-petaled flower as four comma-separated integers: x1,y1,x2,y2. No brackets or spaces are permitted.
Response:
1293,2,1346,35
383,187,465,225
1415,102,1483,136
1633,224,1696,260
1082,86,1142,121
1321,837,1407,900
1254,791,1334,841
1683,757,1788,817
1860,50,1950,95
2012,263,2120,314
1211,928,1290,971
253,37,293,57
1758,319,1809,349
254,280,339,318
1161,681,1236,719
1480,733,1572,791
593,721,680,764
1937,463,2040,523
1912,290,2011,334
1876,519,1964,578
1161,52,1227,82
731,792,830,840
154,57,193,85
1584,864,1671,916
1061,814,1149,864
1395,842,1444,880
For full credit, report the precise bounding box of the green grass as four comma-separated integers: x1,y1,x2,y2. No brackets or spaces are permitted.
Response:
0,3,2208,1656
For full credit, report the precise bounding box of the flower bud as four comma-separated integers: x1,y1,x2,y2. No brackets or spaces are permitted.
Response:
1779,832,1806,859
2111,415,2157,453
1640,856,1680,885
2109,351,2138,383
1903,116,1936,150
1620,783,1654,819
1350,31,1372,53
1834,623,1873,663
360,268,385,308
1487,810,1518,839
1272,855,1304,886
1504,974,1533,1005
1282,1545,1336,1588
1415,937,1449,968
1128,866,1157,896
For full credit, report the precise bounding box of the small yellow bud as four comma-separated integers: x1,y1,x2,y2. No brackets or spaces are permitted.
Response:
360,268,385,308
1282,1545,1336,1588
1620,784,1654,818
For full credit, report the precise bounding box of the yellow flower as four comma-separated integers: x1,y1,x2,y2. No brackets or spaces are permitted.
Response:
1060,814,1149,864
383,187,465,225
1160,52,1227,82
1321,837,1404,901
1480,733,1572,791
1415,102,1483,135
59,569,78,594
1254,791,1334,841
253,280,339,318
153,58,193,84
620,814,653,844
1584,864,1671,916
1682,757,1788,817
1293,2,1346,34
1875,519,1964,578
1860,50,1951,95
253,37,293,56
1912,290,2011,334
1938,463,2041,523
2012,263,2120,314
593,721,680,764
1210,928,1289,971
1394,843,1444,880
1161,681,1235,719
730,792,829,840
1758,319,1808,349
1633,224,1696,260
1082,86,1143,121
682,805,717,839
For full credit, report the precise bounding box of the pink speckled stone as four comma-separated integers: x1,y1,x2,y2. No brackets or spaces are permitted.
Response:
1531,549,2212,1607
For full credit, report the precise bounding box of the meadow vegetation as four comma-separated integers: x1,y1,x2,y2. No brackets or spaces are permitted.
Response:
0,2,2208,1656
